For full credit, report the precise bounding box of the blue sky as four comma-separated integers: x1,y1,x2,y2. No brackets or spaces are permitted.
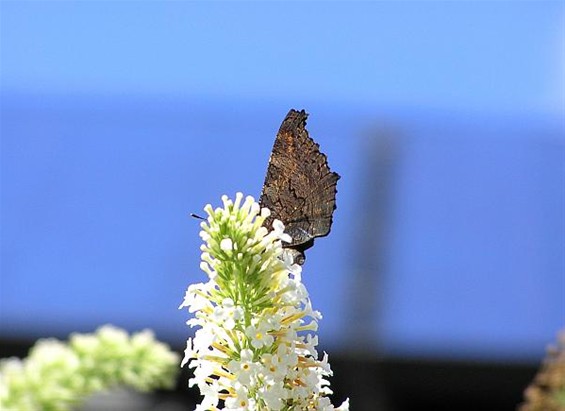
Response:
2,2,563,114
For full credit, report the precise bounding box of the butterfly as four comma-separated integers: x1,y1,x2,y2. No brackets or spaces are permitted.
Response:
259,109,340,265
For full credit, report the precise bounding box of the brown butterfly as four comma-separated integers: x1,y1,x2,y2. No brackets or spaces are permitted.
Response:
259,109,340,265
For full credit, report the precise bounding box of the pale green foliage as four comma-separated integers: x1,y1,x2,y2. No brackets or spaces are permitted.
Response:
0,325,180,411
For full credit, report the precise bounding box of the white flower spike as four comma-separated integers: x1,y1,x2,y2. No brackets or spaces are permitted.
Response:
0,325,179,411
180,193,348,410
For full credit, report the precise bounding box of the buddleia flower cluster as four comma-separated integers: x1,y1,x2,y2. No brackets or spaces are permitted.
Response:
519,329,565,411
0,325,180,411
179,193,349,411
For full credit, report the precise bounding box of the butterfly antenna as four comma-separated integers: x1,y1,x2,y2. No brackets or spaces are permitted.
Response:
190,213,206,220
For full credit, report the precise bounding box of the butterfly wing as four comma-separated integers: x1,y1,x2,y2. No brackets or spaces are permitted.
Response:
259,109,340,264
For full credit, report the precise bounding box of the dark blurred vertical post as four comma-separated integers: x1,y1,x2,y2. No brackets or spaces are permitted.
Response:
344,126,400,410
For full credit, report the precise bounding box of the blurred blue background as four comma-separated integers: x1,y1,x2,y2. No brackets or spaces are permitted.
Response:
1,1,563,364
